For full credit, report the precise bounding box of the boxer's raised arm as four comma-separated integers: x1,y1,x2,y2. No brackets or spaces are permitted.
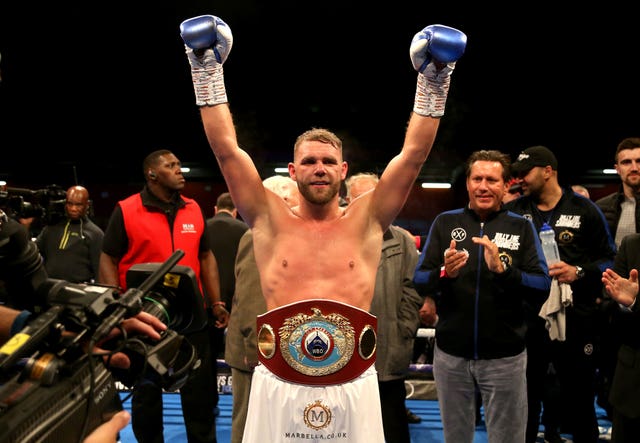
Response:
180,15,266,227
376,24,467,230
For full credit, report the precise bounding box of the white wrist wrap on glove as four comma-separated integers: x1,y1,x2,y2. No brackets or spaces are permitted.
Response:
413,62,455,117
185,46,227,107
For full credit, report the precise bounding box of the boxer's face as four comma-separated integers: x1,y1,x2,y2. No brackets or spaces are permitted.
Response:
290,141,347,205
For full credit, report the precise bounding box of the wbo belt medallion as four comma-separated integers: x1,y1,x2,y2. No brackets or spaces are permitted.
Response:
257,299,377,385
281,308,354,376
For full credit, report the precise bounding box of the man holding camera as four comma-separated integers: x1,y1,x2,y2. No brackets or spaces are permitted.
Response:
0,302,168,443
0,212,168,443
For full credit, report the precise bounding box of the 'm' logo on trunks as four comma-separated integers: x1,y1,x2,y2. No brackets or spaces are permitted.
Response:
303,400,332,430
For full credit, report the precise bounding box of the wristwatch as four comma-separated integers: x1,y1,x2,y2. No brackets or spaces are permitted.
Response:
575,265,585,279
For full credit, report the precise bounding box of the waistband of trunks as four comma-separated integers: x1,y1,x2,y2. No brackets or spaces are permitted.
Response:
256,299,377,386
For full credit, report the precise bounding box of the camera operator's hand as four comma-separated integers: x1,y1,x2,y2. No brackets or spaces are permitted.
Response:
83,410,130,443
0,305,24,344
119,311,167,340
211,304,230,328
95,311,167,369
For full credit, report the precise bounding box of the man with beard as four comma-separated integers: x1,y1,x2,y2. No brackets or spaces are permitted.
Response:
596,137,640,248
178,13,466,443
504,145,617,443
594,137,640,422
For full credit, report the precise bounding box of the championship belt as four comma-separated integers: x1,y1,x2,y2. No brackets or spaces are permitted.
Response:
256,299,377,385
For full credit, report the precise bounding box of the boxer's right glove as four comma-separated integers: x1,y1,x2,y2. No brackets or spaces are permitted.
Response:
180,15,233,107
410,25,467,117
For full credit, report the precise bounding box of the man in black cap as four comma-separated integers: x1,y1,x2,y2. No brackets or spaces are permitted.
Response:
504,145,617,443
511,145,559,170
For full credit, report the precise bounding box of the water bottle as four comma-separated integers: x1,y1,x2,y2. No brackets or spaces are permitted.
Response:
539,222,560,265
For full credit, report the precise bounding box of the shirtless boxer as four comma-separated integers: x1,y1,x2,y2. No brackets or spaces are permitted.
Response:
179,15,466,442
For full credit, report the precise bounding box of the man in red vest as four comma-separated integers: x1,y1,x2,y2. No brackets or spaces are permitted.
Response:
99,149,228,443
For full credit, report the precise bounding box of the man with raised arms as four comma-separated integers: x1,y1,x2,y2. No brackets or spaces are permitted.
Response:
179,14,466,442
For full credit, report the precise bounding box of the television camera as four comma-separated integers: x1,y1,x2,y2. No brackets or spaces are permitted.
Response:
0,246,207,443
0,183,67,226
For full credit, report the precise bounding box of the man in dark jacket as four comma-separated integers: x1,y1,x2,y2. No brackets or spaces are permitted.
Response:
206,192,249,314
594,137,640,420
505,145,617,443
205,191,249,416
602,233,640,442
595,137,640,249
415,150,551,443
36,185,103,283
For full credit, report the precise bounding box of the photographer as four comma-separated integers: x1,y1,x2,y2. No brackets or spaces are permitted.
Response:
2,180,207,441
0,305,167,363
0,304,167,443
0,204,168,443
0,208,48,311
0,207,168,443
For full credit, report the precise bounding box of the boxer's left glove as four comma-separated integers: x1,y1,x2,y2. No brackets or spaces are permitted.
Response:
180,15,233,107
410,25,467,117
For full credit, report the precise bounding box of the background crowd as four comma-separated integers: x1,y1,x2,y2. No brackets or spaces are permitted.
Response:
2,136,639,443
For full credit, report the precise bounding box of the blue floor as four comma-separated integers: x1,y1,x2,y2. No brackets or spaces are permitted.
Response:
117,393,612,442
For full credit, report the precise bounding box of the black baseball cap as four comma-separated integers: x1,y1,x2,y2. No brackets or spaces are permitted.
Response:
511,145,558,174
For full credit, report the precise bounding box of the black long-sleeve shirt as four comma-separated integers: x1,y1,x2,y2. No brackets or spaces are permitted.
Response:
504,186,617,313
414,206,551,360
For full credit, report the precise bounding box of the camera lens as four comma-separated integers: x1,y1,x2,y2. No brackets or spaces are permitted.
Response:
140,288,194,333
140,293,172,326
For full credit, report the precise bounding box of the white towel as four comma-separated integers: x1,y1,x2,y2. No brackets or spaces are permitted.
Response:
538,278,573,341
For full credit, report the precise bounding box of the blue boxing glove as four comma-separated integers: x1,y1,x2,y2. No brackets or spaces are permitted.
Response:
180,15,233,107
410,25,467,117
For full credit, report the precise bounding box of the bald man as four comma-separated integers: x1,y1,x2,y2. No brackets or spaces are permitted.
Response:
35,185,104,283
